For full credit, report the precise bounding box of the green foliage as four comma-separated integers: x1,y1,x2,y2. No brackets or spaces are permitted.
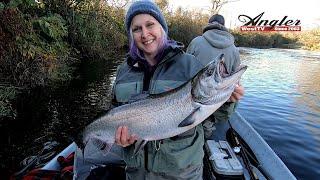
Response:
167,8,209,47
0,86,17,118
0,3,4,11
0,4,72,89
7,0,38,13
69,0,126,60
33,14,68,42
7,0,23,8
40,0,76,17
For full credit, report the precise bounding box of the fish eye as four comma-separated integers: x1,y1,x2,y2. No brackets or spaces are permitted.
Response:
206,69,214,76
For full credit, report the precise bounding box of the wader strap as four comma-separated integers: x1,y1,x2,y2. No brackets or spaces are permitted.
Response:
144,145,149,172
154,140,161,151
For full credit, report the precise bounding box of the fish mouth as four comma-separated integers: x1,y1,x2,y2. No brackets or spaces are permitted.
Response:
219,64,247,90
231,64,248,76
200,64,247,105
216,55,247,81
218,60,229,78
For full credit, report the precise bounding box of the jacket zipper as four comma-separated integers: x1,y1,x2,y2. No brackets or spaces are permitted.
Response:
148,51,181,93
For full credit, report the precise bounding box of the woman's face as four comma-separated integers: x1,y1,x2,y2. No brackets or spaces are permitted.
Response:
131,14,163,58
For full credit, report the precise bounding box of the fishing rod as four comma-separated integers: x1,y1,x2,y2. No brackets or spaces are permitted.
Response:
227,119,258,180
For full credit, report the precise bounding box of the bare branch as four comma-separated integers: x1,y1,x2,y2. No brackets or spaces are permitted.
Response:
210,0,239,14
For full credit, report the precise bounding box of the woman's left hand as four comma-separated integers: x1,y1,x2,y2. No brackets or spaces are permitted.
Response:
229,84,244,102
115,126,138,147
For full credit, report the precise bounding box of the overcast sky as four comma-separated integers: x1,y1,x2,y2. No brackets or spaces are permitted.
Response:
168,0,320,30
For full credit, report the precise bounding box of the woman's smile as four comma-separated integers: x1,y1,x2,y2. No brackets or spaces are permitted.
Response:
143,39,154,45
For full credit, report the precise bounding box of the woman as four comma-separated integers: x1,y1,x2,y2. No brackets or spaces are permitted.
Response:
111,1,205,179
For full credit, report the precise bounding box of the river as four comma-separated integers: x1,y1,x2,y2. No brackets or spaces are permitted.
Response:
1,48,319,179
237,48,320,179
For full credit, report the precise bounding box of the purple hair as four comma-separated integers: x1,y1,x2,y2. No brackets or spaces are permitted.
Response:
128,27,176,64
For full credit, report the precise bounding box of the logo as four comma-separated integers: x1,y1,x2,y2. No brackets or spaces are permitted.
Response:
238,12,301,32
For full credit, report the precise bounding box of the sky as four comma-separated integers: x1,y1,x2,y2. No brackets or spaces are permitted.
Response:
168,0,320,30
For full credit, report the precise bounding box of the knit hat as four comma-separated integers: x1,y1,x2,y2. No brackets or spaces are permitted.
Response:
209,14,225,26
125,0,168,34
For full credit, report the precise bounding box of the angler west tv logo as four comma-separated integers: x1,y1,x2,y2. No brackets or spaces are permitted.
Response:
238,12,301,32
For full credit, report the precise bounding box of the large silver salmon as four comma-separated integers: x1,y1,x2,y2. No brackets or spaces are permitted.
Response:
82,54,247,155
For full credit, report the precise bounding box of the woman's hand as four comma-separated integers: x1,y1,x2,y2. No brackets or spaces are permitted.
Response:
115,126,138,147
229,84,244,102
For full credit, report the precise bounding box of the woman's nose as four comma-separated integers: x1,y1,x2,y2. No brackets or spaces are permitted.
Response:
141,27,148,38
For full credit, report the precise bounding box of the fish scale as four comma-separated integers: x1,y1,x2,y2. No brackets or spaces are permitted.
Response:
82,54,247,155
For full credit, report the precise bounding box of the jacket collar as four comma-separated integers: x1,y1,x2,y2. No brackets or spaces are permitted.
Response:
203,22,228,33
126,42,184,71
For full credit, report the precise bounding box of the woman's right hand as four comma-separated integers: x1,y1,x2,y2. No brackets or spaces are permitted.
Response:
115,126,138,147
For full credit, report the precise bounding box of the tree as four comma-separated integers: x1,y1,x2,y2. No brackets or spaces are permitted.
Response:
106,0,129,8
210,0,238,14
155,0,169,12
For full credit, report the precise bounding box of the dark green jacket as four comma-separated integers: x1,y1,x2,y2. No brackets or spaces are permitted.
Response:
111,46,205,173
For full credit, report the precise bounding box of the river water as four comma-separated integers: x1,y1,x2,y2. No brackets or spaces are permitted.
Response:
237,48,320,179
1,48,319,179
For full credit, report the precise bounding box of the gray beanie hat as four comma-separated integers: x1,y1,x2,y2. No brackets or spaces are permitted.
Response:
209,14,225,25
125,0,168,34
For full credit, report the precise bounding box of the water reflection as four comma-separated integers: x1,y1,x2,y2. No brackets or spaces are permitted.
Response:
238,48,320,179
0,54,123,178
293,51,320,151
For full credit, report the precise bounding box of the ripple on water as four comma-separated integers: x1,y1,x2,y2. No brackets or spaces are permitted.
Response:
237,47,320,179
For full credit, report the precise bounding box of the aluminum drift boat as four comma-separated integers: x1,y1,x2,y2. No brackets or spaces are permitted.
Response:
41,111,296,179
203,111,296,180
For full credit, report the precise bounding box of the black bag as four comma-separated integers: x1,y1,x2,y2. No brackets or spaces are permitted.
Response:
86,165,126,180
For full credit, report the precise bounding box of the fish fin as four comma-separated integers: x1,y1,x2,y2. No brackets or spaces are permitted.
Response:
133,139,147,156
178,106,201,127
128,92,149,103
92,138,113,156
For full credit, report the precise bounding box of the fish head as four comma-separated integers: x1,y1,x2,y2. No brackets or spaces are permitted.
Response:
192,54,247,105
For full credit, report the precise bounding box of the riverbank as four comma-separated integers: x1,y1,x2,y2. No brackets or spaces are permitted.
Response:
1,0,319,122
232,29,320,50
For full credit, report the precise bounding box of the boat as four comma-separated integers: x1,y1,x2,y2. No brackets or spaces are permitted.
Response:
39,111,296,179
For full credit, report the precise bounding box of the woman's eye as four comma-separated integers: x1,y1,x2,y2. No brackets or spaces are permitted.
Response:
132,27,141,33
146,22,154,28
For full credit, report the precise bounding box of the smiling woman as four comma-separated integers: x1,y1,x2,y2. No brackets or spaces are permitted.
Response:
130,14,165,65
125,1,172,67
78,0,208,179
